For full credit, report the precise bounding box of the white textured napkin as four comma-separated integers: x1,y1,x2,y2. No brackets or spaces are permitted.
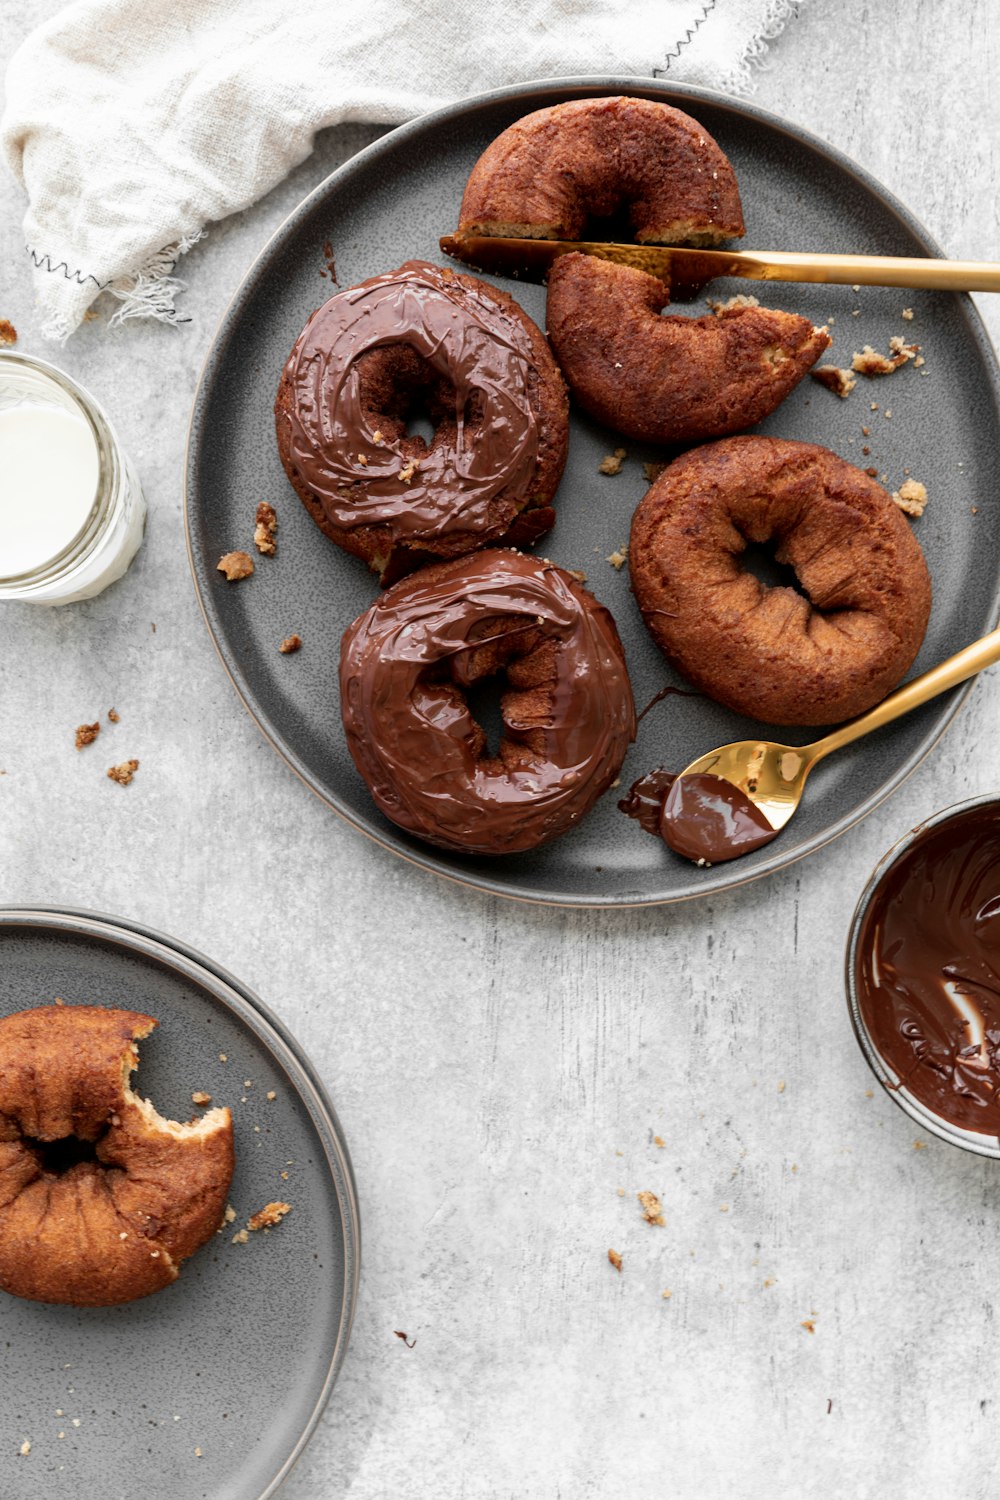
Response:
2,0,802,340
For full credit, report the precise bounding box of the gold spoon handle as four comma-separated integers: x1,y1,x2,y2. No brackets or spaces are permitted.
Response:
811,625,1000,762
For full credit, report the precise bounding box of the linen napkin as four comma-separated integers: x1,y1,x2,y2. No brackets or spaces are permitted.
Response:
1,0,803,341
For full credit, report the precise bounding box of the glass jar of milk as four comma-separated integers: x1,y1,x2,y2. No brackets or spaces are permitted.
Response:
0,351,146,603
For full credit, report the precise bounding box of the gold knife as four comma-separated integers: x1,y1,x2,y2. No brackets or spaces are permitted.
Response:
439,234,1000,299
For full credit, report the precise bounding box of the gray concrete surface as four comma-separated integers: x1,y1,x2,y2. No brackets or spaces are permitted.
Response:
2,3,1000,1496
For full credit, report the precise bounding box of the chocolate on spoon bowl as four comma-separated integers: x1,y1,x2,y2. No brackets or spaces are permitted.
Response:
846,796,1000,1157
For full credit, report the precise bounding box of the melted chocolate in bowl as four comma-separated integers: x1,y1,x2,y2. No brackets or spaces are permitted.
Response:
854,805,1000,1137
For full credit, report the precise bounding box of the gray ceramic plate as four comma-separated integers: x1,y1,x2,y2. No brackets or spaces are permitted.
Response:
186,77,1000,907
0,908,359,1500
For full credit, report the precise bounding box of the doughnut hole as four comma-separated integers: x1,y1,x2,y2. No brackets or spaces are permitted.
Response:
420,615,558,775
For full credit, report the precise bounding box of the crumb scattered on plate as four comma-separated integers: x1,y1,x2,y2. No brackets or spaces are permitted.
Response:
0,320,17,346
598,448,627,476
851,338,919,376
75,721,100,750
191,1091,212,1106
891,479,928,517
217,550,254,581
607,1248,623,1272
279,634,302,654
107,759,139,786
254,501,278,555
606,545,628,570
108,708,120,723
248,1201,292,1232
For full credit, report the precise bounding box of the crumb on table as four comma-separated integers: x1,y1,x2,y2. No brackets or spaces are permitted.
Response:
606,545,628,571
217,550,254,581
248,1201,292,1232
254,501,278,555
891,479,928,517
107,759,139,786
810,365,856,398
0,319,17,345
643,462,667,484
598,448,627,476
607,1248,623,1272
231,1228,250,1245
191,1091,212,1106
75,721,100,750
637,1190,665,1226
279,634,302,655
108,708,120,723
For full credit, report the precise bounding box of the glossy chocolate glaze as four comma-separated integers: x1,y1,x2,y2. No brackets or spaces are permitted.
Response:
339,550,636,855
619,767,676,835
620,769,777,863
282,261,540,541
856,808,1000,1135
659,773,778,864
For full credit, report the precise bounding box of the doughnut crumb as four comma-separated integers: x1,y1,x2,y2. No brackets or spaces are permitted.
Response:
643,462,668,484
279,634,302,655
891,479,928,518
606,545,629,570
811,365,856,398
248,1201,292,1232
637,1190,665,1226
851,338,920,376
108,708,120,723
107,759,139,786
0,320,17,345
598,448,627,476
75,721,100,750
191,1091,212,1106
217,550,254,581
254,501,278,555
608,1248,623,1272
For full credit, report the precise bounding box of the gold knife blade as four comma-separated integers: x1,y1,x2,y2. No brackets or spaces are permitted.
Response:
439,235,1000,297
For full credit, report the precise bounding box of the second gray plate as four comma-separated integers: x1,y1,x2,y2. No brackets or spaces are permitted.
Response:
186,77,1000,906
0,909,359,1500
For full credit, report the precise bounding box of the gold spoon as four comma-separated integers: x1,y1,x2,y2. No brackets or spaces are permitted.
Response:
672,625,1000,839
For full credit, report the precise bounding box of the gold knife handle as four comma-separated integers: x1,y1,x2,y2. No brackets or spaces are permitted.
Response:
733,250,1000,292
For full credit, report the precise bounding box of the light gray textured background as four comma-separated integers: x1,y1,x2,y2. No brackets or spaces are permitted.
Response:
2,3,1000,1496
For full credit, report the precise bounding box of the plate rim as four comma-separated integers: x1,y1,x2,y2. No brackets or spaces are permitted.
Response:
184,74,1000,909
0,903,361,1500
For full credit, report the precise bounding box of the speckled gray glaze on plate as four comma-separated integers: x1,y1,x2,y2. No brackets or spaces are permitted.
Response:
0,909,359,1500
185,77,1000,907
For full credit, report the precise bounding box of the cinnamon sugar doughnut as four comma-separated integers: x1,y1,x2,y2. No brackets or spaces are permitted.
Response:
458,96,744,246
0,1005,234,1306
629,437,932,726
339,549,636,853
546,254,830,443
275,261,568,585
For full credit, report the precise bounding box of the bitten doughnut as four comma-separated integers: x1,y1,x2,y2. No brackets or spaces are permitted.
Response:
340,550,636,853
0,1005,234,1306
546,255,830,443
458,96,744,246
275,261,569,584
629,437,932,726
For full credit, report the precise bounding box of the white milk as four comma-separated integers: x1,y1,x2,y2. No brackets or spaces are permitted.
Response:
0,402,101,576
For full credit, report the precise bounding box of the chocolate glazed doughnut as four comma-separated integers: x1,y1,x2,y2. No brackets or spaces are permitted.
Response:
458,96,744,246
546,255,830,444
630,437,932,726
275,261,568,584
340,550,636,854
0,1006,234,1306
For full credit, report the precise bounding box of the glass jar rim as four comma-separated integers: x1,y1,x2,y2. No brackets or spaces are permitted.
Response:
0,349,117,586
